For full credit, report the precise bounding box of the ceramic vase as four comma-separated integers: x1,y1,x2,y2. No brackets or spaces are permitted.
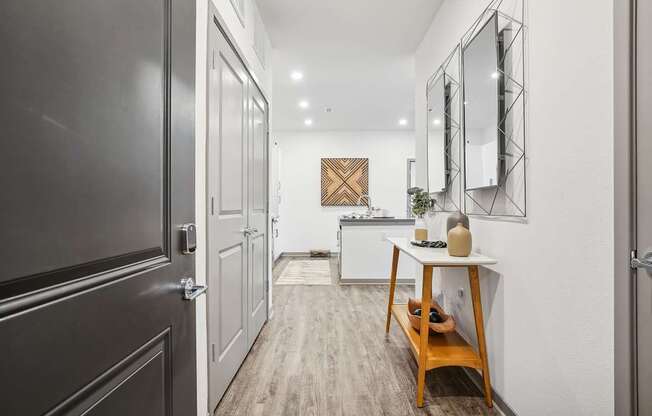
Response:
414,217,428,241
446,210,469,233
447,222,471,257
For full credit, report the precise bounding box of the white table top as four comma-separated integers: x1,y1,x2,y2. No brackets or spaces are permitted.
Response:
387,237,497,266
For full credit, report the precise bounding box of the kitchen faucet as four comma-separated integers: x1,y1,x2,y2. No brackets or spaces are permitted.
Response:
357,194,372,216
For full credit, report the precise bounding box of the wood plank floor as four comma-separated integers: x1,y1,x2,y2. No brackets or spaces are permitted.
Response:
214,257,498,416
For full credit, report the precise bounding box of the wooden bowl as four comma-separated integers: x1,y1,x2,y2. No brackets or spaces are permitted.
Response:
407,297,456,334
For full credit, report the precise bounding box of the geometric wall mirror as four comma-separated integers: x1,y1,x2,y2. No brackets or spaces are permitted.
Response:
462,0,526,217
427,45,462,213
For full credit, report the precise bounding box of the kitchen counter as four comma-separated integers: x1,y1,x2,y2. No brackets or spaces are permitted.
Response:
339,218,415,226
337,217,417,283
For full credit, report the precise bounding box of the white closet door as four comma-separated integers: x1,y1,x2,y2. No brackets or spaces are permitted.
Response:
207,19,249,411
247,85,268,347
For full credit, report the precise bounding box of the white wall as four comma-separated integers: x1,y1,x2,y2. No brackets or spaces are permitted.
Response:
195,1,273,414
276,130,414,254
416,1,613,415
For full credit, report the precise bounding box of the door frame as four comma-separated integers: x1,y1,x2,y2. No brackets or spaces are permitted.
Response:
204,5,270,410
614,0,636,414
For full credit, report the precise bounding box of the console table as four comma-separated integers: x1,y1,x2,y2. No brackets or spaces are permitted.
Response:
384,237,497,408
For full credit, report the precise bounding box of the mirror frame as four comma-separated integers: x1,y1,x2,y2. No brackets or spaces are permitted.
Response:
460,0,527,217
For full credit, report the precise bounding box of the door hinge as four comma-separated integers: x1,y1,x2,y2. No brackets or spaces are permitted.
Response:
212,50,216,69
211,197,215,216
211,344,215,362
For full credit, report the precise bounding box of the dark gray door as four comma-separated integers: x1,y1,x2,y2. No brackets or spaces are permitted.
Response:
0,1,197,415
637,1,652,414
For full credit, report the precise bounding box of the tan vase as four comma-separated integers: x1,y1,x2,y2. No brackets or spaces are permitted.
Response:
414,217,428,241
447,222,471,257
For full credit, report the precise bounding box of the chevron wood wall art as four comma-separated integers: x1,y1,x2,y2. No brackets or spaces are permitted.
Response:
321,158,369,206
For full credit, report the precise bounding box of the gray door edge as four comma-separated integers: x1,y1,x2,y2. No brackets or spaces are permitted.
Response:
614,0,636,414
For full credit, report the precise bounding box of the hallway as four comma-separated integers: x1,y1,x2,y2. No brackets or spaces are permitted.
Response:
214,259,495,416
0,0,625,414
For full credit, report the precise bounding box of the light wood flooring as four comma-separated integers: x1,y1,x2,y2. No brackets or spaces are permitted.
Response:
214,256,497,416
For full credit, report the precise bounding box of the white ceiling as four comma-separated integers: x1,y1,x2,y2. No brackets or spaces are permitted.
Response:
256,0,443,131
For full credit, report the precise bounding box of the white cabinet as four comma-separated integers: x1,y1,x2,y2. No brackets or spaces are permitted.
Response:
339,221,417,283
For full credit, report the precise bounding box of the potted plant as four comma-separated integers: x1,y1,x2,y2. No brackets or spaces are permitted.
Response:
407,187,433,241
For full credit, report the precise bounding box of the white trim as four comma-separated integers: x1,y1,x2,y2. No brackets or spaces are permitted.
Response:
229,0,245,27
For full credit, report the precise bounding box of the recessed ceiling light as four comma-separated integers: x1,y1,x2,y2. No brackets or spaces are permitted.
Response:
291,71,304,81
298,100,309,109
304,118,313,126
491,71,500,79
433,119,441,125
398,118,408,126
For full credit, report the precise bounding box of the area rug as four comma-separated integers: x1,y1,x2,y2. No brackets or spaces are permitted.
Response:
275,259,332,285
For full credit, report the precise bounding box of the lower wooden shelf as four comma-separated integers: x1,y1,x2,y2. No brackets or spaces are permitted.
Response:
391,304,482,371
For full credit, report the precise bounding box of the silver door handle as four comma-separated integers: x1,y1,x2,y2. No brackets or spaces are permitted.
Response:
240,227,259,236
632,251,652,272
180,278,207,301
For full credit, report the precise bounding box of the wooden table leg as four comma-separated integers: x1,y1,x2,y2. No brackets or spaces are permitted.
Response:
417,265,433,408
385,245,400,333
468,265,493,408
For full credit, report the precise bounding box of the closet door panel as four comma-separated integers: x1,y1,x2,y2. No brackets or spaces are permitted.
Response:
247,87,268,347
207,16,249,411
